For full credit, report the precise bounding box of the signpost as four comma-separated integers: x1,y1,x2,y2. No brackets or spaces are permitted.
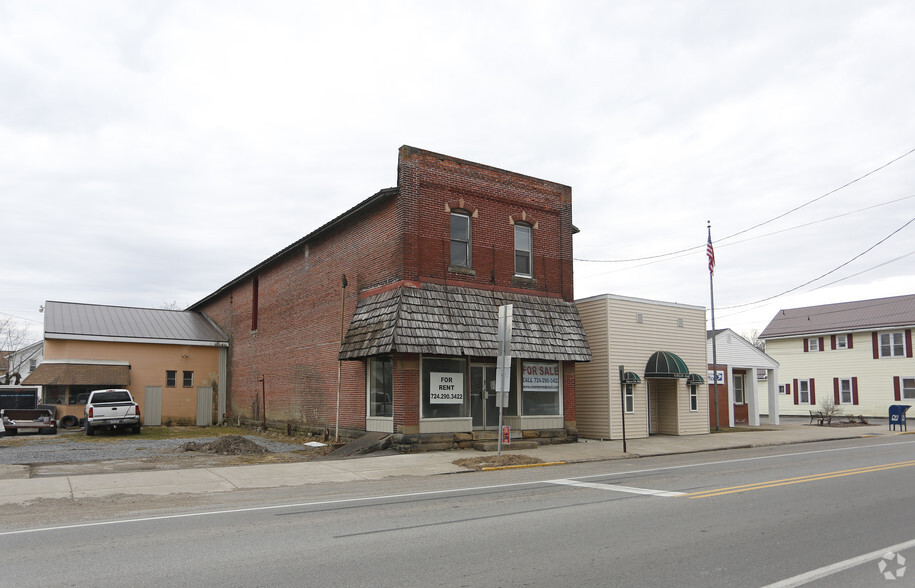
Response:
618,365,627,453
496,304,513,456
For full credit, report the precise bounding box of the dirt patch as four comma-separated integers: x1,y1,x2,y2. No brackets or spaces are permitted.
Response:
453,454,543,471
174,435,269,455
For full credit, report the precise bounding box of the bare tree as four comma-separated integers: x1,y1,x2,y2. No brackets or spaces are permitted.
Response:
741,329,766,352
1,317,31,385
818,397,844,424
160,300,183,311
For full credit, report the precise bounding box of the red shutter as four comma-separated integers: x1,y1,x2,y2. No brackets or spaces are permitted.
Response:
833,378,840,404
819,337,825,352
894,376,902,401
830,335,836,350
785,383,791,395
847,333,854,349
906,329,913,358
872,332,879,359
810,378,816,404
793,379,799,404
803,339,809,352
852,377,859,405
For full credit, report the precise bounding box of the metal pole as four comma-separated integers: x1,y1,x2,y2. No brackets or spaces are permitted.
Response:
708,222,720,432
258,376,266,430
335,274,347,443
619,365,627,453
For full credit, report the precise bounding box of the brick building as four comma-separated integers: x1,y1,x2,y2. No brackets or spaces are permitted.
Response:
190,146,591,450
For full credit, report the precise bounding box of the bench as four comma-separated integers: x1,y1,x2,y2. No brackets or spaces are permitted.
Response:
808,410,832,426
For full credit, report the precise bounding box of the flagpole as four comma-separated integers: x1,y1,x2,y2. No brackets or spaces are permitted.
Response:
708,221,720,432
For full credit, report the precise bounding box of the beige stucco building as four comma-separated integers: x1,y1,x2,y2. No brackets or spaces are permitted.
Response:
24,302,228,426
575,294,710,439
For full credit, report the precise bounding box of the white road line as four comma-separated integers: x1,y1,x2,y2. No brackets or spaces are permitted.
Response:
549,478,685,497
763,536,915,587
3,438,911,537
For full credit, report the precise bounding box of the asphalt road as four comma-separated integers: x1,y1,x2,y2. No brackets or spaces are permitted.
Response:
3,436,914,587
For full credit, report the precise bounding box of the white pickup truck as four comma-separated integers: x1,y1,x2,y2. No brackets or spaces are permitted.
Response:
85,389,141,435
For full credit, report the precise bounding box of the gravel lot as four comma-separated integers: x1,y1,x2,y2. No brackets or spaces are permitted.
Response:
0,429,324,470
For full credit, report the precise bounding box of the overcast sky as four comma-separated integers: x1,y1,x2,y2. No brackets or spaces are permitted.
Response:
3,0,914,345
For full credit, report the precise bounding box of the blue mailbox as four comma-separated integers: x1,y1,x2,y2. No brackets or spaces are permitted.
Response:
888,405,910,431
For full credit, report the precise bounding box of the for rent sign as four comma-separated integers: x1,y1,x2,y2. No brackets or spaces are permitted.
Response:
522,362,560,392
430,372,464,404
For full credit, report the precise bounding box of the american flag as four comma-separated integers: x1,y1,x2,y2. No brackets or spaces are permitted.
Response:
707,235,715,275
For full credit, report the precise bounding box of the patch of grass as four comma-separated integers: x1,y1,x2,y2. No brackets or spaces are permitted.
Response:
453,454,543,470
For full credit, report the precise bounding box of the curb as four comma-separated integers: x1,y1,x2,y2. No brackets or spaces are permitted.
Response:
481,461,567,471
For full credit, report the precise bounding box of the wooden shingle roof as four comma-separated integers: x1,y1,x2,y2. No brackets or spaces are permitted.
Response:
340,284,592,362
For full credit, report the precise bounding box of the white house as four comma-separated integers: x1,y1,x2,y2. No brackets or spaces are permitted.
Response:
707,328,779,428
760,294,915,417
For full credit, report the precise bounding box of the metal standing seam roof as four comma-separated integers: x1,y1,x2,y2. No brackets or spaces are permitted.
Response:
43,301,228,343
339,284,592,362
759,294,915,339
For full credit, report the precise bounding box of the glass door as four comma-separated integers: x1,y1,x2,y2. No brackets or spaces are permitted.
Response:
470,364,499,429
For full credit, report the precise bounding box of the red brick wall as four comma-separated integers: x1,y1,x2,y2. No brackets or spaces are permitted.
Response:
198,147,580,432
198,194,402,429
397,146,576,301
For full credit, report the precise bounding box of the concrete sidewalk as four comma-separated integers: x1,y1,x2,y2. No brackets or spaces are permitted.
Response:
0,421,908,505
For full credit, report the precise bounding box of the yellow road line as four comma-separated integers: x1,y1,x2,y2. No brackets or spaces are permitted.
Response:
686,459,915,499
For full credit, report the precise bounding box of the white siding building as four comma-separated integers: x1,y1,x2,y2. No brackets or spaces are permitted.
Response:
760,294,915,418
576,294,709,439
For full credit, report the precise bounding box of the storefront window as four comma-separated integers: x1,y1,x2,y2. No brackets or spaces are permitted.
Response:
521,361,561,415
368,357,393,417
422,357,467,418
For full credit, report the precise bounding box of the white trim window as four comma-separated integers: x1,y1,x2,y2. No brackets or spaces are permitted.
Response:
450,211,472,269
808,338,820,352
514,223,532,277
733,374,745,404
689,385,699,412
839,378,853,404
368,357,393,418
521,361,561,416
798,380,811,404
835,334,848,349
880,332,905,358
624,384,634,413
903,377,915,400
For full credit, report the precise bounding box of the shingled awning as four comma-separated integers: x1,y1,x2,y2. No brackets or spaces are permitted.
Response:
22,362,130,386
340,284,592,362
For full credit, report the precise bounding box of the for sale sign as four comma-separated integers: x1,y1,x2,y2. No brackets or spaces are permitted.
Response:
430,372,464,404
522,362,560,392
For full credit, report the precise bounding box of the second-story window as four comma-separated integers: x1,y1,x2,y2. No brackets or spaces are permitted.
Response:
880,332,905,357
514,223,532,277
450,212,472,268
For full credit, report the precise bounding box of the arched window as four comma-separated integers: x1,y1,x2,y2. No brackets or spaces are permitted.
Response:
450,211,472,268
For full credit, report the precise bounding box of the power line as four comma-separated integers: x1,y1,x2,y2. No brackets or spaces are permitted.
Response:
576,194,913,274
716,216,915,310
719,146,915,242
575,146,915,263
713,252,915,322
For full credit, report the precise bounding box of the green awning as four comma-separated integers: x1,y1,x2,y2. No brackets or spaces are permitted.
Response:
686,373,705,385
644,351,690,379
621,371,642,384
